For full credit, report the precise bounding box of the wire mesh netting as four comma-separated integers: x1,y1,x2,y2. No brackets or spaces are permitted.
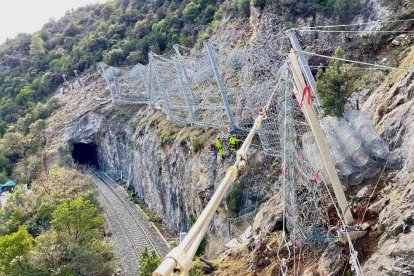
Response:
98,41,391,251
302,111,388,186
277,70,332,247
149,53,190,126
173,45,233,129
99,62,150,104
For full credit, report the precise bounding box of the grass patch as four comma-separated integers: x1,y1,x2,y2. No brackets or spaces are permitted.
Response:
191,137,204,154
128,193,162,223
134,117,147,132
158,125,181,147
148,114,161,127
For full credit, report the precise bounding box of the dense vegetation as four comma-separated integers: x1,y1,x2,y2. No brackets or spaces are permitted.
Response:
0,0,228,137
0,167,115,275
138,247,161,276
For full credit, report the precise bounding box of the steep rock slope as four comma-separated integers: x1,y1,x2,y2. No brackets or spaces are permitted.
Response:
47,72,276,252
361,47,414,275
44,0,414,274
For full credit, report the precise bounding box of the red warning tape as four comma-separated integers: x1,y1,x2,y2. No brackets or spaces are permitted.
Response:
300,85,313,107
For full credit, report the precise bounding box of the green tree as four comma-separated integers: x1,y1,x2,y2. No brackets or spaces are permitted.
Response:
253,0,266,9
0,132,26,161
104,48,126,65
29,33,46,58
316,47,359,116
226,180,246,217
29,198,114,275
237,0,250,17
0,226,33,275
51,197,103,243
183,3,201,22
138,247,161,276
0,152,10,174
327,0,361,23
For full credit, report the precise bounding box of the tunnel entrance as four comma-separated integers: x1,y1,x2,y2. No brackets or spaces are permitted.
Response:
72,143,99,168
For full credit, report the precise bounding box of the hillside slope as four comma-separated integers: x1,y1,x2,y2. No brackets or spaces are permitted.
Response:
2,0,414,275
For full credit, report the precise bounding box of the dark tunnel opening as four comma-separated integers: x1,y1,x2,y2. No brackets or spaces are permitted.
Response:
72,143,99,168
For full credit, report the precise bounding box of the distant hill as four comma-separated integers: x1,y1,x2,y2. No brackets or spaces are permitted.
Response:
0,0,224,136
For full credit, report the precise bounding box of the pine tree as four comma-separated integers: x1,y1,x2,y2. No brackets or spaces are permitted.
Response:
316,47,359,116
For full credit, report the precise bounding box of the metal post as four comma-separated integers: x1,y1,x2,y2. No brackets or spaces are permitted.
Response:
99,63,115,101
148,61,155,106
287,31,322,110
149,54,173,117
137,65,151,104
288,50,354,225
173,58,196,124
173,45,197,104
62,74,70,92
204,41,237,129
74,70,84,89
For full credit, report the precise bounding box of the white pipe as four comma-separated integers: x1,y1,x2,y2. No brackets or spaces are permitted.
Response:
153,113,265,275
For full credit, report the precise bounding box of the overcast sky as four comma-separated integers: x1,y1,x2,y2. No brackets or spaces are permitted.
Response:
0,0,109,43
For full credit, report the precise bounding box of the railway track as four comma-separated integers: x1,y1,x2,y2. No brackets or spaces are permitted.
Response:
92,171,169,275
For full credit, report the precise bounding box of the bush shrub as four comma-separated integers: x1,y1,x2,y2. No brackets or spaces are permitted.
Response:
138,247,161,276
158,125,181,147
237,0,250,17
191,138,204,154
316,47,360,116
226,180,246,217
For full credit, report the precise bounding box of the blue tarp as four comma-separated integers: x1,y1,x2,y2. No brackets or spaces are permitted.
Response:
0,180,16,194
2,180,16,187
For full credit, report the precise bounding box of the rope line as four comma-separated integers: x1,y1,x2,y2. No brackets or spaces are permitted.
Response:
298,50,414,72
297,29,414,34
291,18,414,30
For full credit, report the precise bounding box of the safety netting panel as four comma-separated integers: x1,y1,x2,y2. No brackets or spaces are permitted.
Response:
254,64,292,157
302,111,388,186
100,62,150,104
129,64,151,103
149,53,190,126
212,45,254,131
236,36,290,156
278,75,332,247
174,45,232,129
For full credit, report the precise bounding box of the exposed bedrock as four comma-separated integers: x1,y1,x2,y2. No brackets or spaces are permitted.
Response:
62,105,276,239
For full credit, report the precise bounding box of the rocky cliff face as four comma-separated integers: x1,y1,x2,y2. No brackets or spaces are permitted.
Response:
57,96,275,242
360,47,414,275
